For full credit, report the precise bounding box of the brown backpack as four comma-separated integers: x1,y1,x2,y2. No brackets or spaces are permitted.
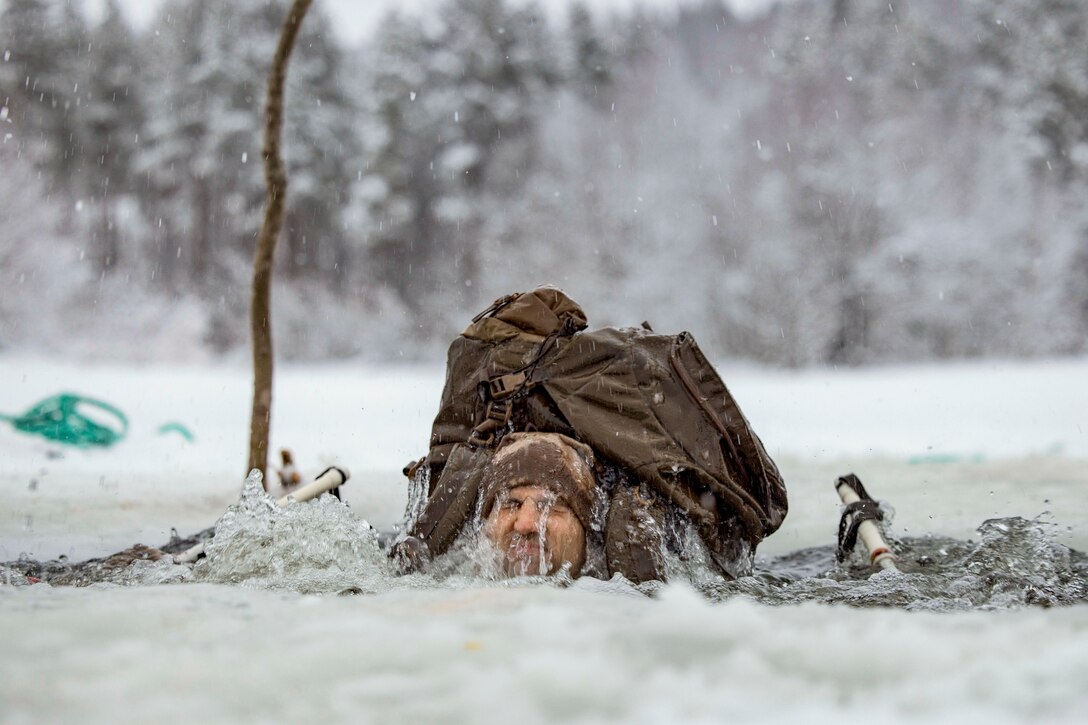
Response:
398,287,787,581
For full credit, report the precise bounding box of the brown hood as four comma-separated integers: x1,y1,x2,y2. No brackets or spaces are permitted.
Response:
480,432,596,528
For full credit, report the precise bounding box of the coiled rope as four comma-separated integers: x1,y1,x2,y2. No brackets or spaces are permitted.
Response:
0,393,129,448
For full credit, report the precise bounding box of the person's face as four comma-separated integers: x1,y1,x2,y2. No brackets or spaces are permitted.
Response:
484,485,586,577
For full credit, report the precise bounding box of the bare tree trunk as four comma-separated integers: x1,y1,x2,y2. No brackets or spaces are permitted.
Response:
248,0,313,485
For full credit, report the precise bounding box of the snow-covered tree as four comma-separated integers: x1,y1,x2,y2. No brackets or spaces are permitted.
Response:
241,1,361,286
134,0,358,292
0,0,1083,364
967,0,1088,353
972,0,1088,183
566,1,615,108
360,0,559,322
0,0,91,195
133,0,260,288
81,0,145,273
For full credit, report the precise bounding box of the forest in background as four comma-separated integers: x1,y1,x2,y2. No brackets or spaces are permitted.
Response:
1,0,1086,366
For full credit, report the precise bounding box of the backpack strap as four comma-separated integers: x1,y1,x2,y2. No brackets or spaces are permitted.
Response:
408,443,494,557
466,397,514,447
466,332,562,447
470,292,520,324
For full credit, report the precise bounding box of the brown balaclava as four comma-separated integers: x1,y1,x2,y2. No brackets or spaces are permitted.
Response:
480,432,597,529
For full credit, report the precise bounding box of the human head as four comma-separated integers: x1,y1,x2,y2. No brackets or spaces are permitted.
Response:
480,432,596,577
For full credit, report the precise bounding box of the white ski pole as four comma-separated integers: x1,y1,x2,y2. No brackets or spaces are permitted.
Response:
174,466,350,564
835,475,899,572
274,465,349,507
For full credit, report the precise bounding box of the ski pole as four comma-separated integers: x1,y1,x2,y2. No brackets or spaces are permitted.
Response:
835,474,899,572
174,466,350,564
275,465,349,507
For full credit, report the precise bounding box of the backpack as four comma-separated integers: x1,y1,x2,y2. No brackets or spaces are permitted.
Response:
398,287,788,581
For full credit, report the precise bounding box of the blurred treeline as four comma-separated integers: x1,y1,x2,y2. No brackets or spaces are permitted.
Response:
1,0,1086,365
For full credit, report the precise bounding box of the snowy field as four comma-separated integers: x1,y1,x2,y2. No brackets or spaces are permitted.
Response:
2,355,1087,723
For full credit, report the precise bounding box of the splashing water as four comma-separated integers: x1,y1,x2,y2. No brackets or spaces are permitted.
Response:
702,515,1088,610
193,470,392,594
190,472,555,594
186,480,1088,608
401,464,430,534
4,467,1086,611
534,497,552,577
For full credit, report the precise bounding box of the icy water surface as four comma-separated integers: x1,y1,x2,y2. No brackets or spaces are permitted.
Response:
5,472,1086,613
3,472,1088,724
712,517,1088,610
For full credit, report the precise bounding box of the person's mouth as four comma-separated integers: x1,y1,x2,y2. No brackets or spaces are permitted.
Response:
508,537,538,559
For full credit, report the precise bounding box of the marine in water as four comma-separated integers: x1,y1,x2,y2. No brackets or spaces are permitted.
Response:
388,287,788,584
480,432,596,577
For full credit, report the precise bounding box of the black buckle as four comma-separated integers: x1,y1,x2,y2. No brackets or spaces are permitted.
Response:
488,371,527,399
467,399,513,448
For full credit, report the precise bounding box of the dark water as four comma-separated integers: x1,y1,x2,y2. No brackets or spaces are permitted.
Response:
1,527,213,587
707,516,1088,610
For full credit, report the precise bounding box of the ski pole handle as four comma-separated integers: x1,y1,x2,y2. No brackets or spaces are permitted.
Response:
275,465,349,506
836,478,899,572
174,541,206,564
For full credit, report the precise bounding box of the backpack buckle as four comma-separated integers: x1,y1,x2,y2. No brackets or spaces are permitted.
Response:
467,398,513,447
488,371,527,400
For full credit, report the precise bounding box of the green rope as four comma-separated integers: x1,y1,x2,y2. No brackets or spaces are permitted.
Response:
157,422,195,442
0,393,129,448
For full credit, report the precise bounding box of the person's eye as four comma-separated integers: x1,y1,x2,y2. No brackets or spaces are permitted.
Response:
502,499,520,510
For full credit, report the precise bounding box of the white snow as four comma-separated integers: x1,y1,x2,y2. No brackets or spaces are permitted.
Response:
2,582,1086,724
2,355,1087,723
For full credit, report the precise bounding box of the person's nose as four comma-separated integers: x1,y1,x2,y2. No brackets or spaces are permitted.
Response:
513,502,541,535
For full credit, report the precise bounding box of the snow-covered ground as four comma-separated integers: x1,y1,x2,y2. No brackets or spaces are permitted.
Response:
2,355,1087,723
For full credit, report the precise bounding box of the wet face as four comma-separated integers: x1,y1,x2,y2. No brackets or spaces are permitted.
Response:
484,485,587,577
